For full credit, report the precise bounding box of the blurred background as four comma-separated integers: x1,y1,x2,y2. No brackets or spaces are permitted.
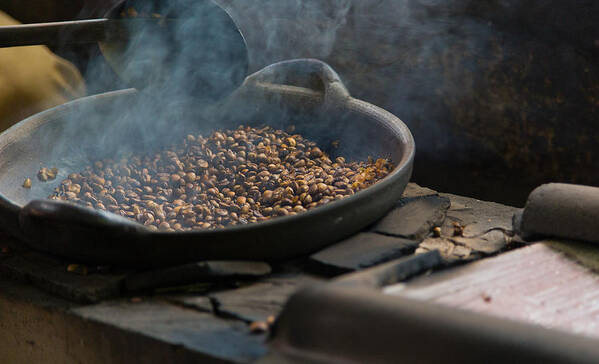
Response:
1,0,597,206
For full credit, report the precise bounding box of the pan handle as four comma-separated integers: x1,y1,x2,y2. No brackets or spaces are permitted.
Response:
0,19,118,47
18,199,147,256
242,58,351,109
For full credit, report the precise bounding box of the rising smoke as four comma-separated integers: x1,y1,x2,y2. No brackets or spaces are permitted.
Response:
21,0,599,206
70,0,356,152
48,0,358,184
56,0,470,198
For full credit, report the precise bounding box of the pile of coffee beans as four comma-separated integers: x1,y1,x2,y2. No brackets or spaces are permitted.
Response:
49,125,392,231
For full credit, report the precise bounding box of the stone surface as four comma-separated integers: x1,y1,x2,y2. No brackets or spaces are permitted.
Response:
439,193,517,237
0,188,518,304
173,274,321,323
372,195,451,240
416,238,474,262
335,251,443,288
0,181,526,364
417,230,511,263
0,183,442,304
451,230,510,255
309,232,418,272
0,183,531,364
72,299,267,363
0,237,274,303
124,261,272,292
0,238,127,304
0,278,241,364
401,183,438,198
415,193,518,262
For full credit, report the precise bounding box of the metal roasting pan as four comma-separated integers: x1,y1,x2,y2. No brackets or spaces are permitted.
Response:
0,59,414,268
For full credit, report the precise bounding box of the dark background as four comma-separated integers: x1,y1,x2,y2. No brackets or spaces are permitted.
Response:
2,0,598,206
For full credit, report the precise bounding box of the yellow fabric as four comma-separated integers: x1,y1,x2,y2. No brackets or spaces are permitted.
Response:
0,11,86,130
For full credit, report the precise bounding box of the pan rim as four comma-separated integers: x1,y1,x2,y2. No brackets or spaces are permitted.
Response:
0,88,415,237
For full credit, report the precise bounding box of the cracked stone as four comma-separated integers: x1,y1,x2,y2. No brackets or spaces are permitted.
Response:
417,238,477,262
124,261,272,292
72,300,267,362
173,275,320,323
415,194,518,263
309,232,418,272
402,183,438,198
0,238,126,303
439,193,517,237
417,230,511,262
336,251,443,287
452,230,510,254
372,195,451,241
171,295,214,313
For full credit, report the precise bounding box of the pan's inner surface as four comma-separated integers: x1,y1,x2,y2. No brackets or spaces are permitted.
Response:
0,90,406,211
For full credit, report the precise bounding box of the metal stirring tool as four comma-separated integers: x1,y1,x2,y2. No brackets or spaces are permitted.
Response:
0,0,249,99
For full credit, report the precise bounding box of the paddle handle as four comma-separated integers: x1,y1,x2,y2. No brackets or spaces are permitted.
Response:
0,19,121,47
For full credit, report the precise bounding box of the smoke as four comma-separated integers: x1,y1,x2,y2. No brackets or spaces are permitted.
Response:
213,0,495,160
9,0,593,208
56,1,251,158
58,0,557,205
71,0,487,165
217,0,351,70
56,0,484,192
64,0,356,154
29,0,348,195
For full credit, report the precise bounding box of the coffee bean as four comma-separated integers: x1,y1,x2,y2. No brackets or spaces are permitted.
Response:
49,126,392,232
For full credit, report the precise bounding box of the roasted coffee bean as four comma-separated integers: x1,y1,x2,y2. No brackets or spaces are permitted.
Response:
49,125,392,232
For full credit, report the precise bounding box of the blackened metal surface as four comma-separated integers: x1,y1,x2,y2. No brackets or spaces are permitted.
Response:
0,59,414,267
